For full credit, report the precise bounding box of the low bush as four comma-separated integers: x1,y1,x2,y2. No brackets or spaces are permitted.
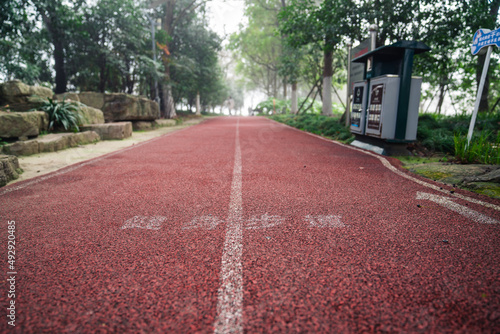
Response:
39,98,82,132
269,114,354,143
418,112,500,161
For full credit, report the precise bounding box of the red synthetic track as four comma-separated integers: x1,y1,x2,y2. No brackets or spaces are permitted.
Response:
1,117,499,333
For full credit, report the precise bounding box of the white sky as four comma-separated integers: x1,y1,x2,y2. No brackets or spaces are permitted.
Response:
206,1,246,43
206,1,263,115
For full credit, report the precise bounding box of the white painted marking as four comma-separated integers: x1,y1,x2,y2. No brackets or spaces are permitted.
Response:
270,119,500,212
304,215,345,228
245,213,284,229
182,215,221,230
416,192,499,225
214,118,243,334
121,216,166,230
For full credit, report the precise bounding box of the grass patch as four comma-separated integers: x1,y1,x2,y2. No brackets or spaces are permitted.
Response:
394,156,448,165
415,170,454,180
467,182,500,199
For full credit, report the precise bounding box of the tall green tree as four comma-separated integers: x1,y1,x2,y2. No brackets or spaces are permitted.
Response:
32,0,86,93
72,0,149,93
229,0,286,99
0,1,51,84
279,0,359,115
169,9,224,111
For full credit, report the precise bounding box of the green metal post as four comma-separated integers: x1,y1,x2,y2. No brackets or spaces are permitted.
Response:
395,49,415,140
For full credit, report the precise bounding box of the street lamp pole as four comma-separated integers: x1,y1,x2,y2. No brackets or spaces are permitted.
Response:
147,14,160,106
345,40,352,127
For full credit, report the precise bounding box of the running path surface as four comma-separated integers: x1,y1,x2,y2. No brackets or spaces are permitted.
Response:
1,117,499,333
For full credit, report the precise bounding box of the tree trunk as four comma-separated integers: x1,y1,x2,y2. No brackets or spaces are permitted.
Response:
159,0,176,118
53,38,67,94
98,55,107,93
436,70,448,115
283,78,287,100
196,91,201,115
291,82,298,114
37,6,66,94
161,83,176,119
322,49,333,116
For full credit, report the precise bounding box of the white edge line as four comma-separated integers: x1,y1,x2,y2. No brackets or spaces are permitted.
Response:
266,118,500,212
416,192,498,224
0,123,199,197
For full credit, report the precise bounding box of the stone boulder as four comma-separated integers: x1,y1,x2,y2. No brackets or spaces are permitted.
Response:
53,93,105,125
81,122,132,140
54,92,80,103
0,80,53,111
36,132,100,153
78,92,159,122
155,119,176,127
77,105,105,125
462,167,500,184
0,111,48,139
133,121,156,131
0,155,22,187
2,131,100,156
78,92,104,110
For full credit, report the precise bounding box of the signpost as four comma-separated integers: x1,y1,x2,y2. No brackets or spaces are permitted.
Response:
468,27,500,146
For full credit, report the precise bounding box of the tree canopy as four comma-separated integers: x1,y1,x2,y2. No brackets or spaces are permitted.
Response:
0,0,231,116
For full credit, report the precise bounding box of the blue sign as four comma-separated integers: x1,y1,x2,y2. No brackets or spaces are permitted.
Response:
471,28,500,55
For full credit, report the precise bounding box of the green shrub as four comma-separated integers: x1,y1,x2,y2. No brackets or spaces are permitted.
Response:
418,112,500,156
255,98,291,114
269,114,354,143
39,98,82,132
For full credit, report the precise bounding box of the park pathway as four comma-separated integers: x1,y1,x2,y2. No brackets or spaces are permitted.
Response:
1,117,499,333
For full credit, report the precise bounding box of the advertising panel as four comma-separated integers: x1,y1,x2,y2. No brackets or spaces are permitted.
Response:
367,84,384,130
350,86,364,128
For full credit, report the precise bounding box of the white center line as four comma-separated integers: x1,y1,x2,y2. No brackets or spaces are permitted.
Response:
214,118,243,334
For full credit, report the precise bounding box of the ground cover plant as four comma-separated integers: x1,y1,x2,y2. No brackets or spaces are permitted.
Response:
269,114,354,143
270,112,500,163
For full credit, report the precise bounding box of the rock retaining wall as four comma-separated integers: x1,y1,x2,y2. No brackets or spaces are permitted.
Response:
79,92,159,122
80,122,132,140
2,131,100,156
0,80,53,111
0,155,22,187
0,111,48,139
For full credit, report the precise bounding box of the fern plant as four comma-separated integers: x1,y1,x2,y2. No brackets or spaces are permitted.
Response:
39,98,82,132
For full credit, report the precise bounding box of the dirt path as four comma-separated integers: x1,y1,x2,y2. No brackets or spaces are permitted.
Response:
9,118,204,185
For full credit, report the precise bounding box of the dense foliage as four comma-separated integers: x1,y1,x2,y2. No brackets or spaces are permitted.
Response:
270,112,500,163
269,114,354,143
0,0,230,116
231,0,500,115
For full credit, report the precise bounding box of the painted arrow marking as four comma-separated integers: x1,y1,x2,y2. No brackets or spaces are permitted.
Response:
183,215,222,230
121,216,167,230
304,215,345,228
416,192,498,225
245,213,284,230
121,214,347,231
